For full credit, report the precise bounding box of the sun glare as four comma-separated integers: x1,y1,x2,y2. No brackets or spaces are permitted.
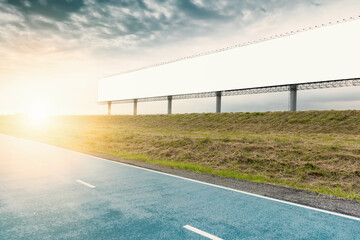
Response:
26,105,50,126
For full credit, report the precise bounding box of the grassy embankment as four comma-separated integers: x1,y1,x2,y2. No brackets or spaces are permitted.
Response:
0,110,359,200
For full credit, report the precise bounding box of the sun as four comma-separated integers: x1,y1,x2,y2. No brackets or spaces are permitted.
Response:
26,105,50,126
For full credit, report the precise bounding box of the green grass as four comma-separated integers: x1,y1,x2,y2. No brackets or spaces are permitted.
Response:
96,150,359,200
0,110,359,201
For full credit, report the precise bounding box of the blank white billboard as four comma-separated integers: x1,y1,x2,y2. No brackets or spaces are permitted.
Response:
98,20,360,102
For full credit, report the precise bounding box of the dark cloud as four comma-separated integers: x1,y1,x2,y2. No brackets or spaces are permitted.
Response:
176,0,225,19
6,0,85,21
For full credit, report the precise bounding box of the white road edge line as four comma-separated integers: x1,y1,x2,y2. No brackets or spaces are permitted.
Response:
2,134,360,222
76,179,96,189
184,225,223,240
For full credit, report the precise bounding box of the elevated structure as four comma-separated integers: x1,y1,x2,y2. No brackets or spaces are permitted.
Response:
99,77,360,115
99,18,360,115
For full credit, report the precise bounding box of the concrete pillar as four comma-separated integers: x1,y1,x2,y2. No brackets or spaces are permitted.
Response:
289,85,297,112
216,91,222,113
167,96,173,114
107,101,111,115
133,99,138,115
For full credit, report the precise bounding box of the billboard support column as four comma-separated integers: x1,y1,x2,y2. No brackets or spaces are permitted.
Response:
133,99,138,115
216,91,222,113
167,96,173,114
107,101,111,115
289,85,297,112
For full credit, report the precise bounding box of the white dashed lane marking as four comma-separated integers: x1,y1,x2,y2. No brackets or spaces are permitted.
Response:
76,179,96,189
183,225,223,240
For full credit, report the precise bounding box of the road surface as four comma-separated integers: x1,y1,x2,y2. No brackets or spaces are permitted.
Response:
0,134,359,239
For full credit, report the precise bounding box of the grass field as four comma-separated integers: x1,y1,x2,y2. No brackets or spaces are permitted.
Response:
0,110,359,200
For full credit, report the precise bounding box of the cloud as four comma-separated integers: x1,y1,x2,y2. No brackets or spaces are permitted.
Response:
0,0,331,55
6,0,85,21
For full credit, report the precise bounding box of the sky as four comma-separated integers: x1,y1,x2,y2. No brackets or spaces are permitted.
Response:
1,0,360,115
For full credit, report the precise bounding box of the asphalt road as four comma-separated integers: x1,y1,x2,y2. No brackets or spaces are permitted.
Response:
0,134,359,239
